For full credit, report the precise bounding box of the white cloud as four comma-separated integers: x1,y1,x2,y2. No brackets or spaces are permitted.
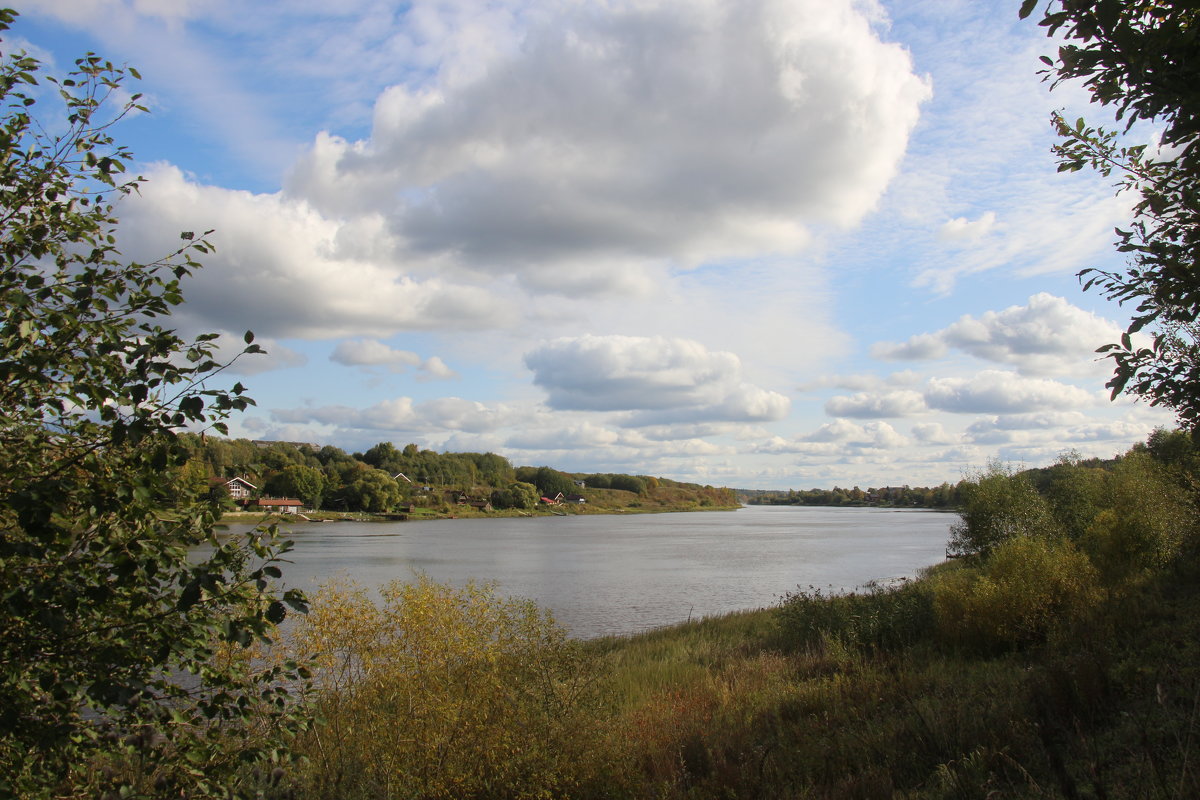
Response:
799,370,922,392
758,419,908,453
416,397,515,432
417,355,458,381
32,0,207,25
116,164,510,340
872,293,1122,376
966,411,1089,435
524,335,790,424
505,422,621,451
870,333,948,362
1063,419,1159,443
287,0,930,285
331,339,421,369
272,395,516,434
824,390,926,418
911,422,958,444
83,0,930,346
330,338,458,380
925,370,1094,414
938,210,995,241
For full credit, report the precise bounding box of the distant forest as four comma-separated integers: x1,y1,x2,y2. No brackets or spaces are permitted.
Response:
742,452,1122,510
177,435,734,513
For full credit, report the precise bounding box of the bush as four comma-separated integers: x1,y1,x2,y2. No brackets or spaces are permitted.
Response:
1081,451,1193,585
777,578,936,653
932,536,1101,652
1044,458,1110,541
0,23,309,799
947,462,1061,558
491,480,539,510
290,576,620,799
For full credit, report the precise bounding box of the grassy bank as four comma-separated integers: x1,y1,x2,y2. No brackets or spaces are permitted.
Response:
266,546,1198,799
578,558,1200,798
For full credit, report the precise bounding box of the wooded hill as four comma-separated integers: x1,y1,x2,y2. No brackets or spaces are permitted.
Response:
177,434,737,515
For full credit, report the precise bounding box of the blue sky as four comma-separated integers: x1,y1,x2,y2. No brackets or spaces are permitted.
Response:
10,0,1174,488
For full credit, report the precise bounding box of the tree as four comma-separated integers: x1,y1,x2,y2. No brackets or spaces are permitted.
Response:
532,466,576,497
265,463,327,509
1022,1,1200,428
345,470,403,512
609,473,647,494
491,481,539,510
947,462,1060,558
361,440,401,470
0,19,308,798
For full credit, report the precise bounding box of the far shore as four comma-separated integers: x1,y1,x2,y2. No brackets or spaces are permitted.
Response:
219,502,743,526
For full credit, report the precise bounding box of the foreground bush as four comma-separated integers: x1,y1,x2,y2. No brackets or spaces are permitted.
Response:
932,535,1102,652
1081,452,1193,585
947,461,1059,558
290,576,623,799
0,21,309,799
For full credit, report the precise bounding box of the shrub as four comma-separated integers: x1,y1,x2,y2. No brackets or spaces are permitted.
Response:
932,536,1101,652
947,462,1061,558
491,480,539,510
777,578,936,653
290,576,620,799
1044,459,1110,542
1081,451,1193,585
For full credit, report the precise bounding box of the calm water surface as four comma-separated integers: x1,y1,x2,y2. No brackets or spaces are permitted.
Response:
233,505,956,638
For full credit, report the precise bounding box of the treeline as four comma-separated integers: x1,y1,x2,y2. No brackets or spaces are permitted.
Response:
175,434,730,514
746,482,961,508
746,448,1138,511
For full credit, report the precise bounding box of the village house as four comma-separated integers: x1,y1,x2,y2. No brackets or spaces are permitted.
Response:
212,476,256,500
255,497,305,514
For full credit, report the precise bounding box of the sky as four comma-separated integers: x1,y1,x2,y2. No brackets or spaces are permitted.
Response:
9,0,1176,489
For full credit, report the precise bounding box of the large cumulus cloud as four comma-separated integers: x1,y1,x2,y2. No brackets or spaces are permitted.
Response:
290,0,929,276
107,0,929,343
871,293,1122,376
116,165,507,339
524,335,790,424
925,370,1095,415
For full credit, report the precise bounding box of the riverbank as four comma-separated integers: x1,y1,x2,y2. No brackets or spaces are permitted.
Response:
277,549,1200,799
220,500,742,525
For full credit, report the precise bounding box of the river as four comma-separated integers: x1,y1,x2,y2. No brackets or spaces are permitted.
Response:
228,505,956,639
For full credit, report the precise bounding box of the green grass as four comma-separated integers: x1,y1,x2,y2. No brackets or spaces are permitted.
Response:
568,555,1200,799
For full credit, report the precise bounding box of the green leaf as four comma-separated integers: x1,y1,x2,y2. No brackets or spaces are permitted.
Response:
265,601,286,624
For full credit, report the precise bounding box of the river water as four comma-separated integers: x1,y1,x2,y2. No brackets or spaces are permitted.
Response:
228,505,956,639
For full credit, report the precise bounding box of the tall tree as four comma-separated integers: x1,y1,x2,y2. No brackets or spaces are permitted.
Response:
0,17,308,798
265,464,327,509
1022,1,1200,428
